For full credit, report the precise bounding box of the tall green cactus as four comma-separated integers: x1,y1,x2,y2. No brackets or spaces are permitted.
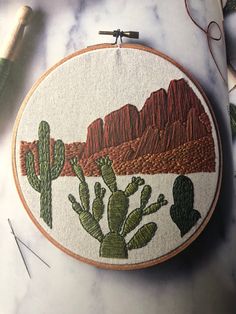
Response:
69,156,168,259
25,120,65,228
170,175,201,237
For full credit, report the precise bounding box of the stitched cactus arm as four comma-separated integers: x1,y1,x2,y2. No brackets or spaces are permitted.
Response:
79,181,90,211
70,158,90,211
25,151,41,193
79,211,104,242
157,194,168,205
96,156,117,192
51,140,65,180
92,182,106,222
108,190,129,233
121,185,153,237
142,194,168,216
122,187,168,237
124,177,145,197
143,203,162,215
143,194,168,216
38,120,50,170
70,157,85,182
68,194,83,214
121,208,143,237
68,194,103,242
140,185,152,208
127,222,157,251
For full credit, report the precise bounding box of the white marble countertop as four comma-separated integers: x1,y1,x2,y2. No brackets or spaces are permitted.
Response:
0,1,235,313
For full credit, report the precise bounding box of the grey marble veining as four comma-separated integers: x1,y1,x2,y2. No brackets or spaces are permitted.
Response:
0,1,235,314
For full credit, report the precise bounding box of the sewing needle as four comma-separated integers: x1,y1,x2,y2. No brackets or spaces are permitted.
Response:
8,218,31,278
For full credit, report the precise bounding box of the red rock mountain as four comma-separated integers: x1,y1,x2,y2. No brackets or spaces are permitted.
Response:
20,78,215,176
83,78,210,158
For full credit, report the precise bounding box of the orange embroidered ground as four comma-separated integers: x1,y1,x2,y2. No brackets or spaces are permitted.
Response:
20,134,215,176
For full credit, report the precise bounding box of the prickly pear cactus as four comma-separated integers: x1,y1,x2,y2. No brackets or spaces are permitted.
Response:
69,156,168,259
25,120,65,228
170,175,201,237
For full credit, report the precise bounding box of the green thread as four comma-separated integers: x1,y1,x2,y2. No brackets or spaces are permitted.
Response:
170,175,201,237
25,121,65,228
0,58,12,95
230,103,236,136
68,155,168,259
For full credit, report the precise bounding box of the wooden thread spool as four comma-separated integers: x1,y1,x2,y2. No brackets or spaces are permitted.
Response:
0,6,33,61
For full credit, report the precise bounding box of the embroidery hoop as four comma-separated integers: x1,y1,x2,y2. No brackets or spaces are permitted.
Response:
12,43,222,270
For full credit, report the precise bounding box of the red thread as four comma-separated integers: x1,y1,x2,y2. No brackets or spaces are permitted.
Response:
184,0,226,83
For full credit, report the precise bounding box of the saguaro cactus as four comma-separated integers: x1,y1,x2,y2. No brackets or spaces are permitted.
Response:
170,175,201,237
25,120,65,228
68,156,168,259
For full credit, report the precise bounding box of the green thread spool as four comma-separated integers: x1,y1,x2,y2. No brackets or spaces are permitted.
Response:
0,6,33,95
0,59,11,94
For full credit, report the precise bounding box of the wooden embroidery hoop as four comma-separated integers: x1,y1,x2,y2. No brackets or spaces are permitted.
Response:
12,43,222,270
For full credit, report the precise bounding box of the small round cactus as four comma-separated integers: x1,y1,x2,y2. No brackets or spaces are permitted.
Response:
170,175,201,237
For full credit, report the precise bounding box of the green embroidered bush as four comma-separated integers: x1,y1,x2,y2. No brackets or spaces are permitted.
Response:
68,156,168,259
25,120,65,228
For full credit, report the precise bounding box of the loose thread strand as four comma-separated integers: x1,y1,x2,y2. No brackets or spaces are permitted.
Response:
184,0,226,83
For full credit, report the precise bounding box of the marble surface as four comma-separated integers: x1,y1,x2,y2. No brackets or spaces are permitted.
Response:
0,1,235,313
